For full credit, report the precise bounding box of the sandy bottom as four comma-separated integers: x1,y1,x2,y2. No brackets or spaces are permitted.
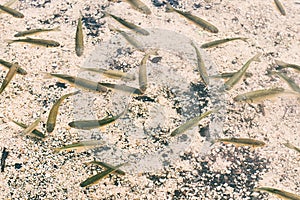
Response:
0,0,299,199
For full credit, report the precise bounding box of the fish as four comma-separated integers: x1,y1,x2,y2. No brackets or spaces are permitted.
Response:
0,62,18,95
165,2,218,33
0,59,27,75
283,142,300,153
102,11,150,35
233,87,291,103
1,147,9,172
79,66,136,81
224,53,261,91
254,187,300,200
275,60,300,73
10,118,45,138
68,109,126,130
0,4,24,18
171,108,219,137
5,37,60,47
80,162,127,187
75,14,84,57
269,70,300,93
191,42,209,85
200,37,248,49
124,0,151,15
53,140,105,153
108,24,145,52
46,91,80,133
46,73,107,93
85,161,126,175
0,0,17,14
216,138,266,147
139,51,157,92
209,72,253,79
99,82,143,95
21,118,41,135
14,27,61,37
274,0,286,16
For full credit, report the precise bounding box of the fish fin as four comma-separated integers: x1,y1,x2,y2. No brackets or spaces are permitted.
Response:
165,2,175,12
4,39,14,45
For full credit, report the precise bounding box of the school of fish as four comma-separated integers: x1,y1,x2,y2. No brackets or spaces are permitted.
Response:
0,0,299,198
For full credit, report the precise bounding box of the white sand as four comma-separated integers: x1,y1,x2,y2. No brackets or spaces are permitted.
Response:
0,0,299,199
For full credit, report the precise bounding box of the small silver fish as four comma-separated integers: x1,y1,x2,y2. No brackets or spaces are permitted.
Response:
254,187,300,200
46,91,80,133
75,14,84,57
171,108,219,137
69,109,126,130
0,0,17,14
102,11,150,35
99,82,143,95
85,161,126,175
80,162,127,187
209,72,253,79
191,42,209,85
6,37,60,47
54,140,105,153
21,118,41,135
14,27,61,37
46,73,107,93
269,70,300,93
224,53,261,91
200,37,248,49
79,66,136,81
0,59,27,75
283,142,300,153
10,118,45,138
0,4,24,18
216,138,266,148
108,24,145,52
165,2,218,33
274,0,286,16
233,87,292,103
275,60,300,73
124,0,151,15
139,50,157,92
0,62,18,94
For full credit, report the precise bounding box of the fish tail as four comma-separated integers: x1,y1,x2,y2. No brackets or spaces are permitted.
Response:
107,24,117,32
53,26,61,31
252,53,262,62
5,39,14,45
190,41,196,48
53,148,61,153
165,2,174,12
240,37,249,42
274,59,287,66
101,11,110,18
42,72,53,79
145,48,159,56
